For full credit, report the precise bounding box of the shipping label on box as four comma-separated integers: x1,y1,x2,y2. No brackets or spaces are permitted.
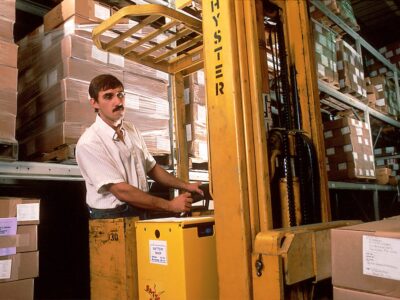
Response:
363,235,400,280
0,218,17,256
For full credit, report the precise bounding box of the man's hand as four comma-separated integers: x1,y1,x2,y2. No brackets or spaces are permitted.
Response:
168,192,193,213
184,182,204,197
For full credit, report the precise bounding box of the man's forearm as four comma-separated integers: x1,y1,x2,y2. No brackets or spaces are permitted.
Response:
108,182,171,211
147,164,188,190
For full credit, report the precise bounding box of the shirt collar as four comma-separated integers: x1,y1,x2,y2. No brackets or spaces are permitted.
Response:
94,114,125,141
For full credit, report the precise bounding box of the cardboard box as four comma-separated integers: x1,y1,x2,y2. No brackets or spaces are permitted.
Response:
0,224,38,255
0,251,39,282
44,0,112,32
18,57,123,106
0,89,17,115
332,219,400,298
0,198,40,225
0,17,14,42
17,78,90,126
0,0,16,22
336,39,367,99
375,167,392,185
0,279,34,300
334,286,398,300
0,40,17,68
312,19,338,85
123,71,168,101
0,112,16,142
18,122,89,159
0,65,17,92
324,117,375,180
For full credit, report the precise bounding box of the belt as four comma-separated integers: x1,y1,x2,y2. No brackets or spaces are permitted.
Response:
88,203,146,219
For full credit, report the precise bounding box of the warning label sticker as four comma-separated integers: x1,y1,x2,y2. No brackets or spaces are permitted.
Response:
149,240,168,265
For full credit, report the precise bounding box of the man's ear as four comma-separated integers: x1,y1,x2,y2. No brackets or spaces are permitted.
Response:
89,98,99,109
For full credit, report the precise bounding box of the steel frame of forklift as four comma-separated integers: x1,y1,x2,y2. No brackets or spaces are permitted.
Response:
92,1,354,299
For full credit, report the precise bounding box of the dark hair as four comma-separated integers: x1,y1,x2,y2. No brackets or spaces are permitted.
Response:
89,74,124,101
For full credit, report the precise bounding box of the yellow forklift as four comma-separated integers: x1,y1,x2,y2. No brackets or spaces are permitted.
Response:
90,0,355,299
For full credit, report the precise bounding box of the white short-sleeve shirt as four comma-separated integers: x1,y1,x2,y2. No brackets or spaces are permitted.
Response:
76,115,156,209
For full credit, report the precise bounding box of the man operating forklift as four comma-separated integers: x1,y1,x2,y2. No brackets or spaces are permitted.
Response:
76,74,204,220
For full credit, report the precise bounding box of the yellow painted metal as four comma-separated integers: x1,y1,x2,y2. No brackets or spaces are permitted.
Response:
202,0,273,298
171,72,189,182
240,0,274,234
175,0,192,9
253,220,360,299
89,217,139,300
273,0,331,221
135,217,218,300
253,253,284,300
92,4,203,74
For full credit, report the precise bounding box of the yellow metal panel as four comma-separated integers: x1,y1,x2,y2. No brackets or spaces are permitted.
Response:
202,0,274,298
253,221,360,298
235,0,273,237
135,217,217,300
89,217,139,300
253,253,284,300
312,228,332,282
282,231,314,285
202,0,254,298
92,4,203,75
175,0,192,9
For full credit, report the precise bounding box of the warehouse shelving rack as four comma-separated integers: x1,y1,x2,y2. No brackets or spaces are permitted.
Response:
310,0,400,221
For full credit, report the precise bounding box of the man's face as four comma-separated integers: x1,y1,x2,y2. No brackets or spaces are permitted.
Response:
91,87,125,127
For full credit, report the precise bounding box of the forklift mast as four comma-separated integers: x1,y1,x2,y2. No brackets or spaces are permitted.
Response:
92,1,354,298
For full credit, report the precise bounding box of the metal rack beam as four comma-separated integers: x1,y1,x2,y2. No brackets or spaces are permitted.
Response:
0,161,83,181
0,161,208,182
329,180,399,220
329,181,398,191
319,80,400,128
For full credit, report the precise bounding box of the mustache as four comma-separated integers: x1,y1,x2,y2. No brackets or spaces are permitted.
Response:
112,104,124,112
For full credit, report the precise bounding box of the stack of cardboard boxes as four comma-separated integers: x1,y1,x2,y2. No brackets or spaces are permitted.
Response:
366,41,400,77
332,218,400,299
324,117,375,181
336,39,367,100
185,70,208,166
374,146,400,185
309,0,360,34
312,19,338,87
16,0,171,160
366,75,399,119
364,41,400,119
0,0,18,160
0,197,40,299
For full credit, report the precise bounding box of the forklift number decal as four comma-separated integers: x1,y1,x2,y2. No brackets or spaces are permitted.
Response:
149,240,168,265
210,0,224,96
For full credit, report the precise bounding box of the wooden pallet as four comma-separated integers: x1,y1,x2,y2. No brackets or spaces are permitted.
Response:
190,157,208,170
153,153,171,166
0,139,18,161
31,144,77,164
319,76,340,90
